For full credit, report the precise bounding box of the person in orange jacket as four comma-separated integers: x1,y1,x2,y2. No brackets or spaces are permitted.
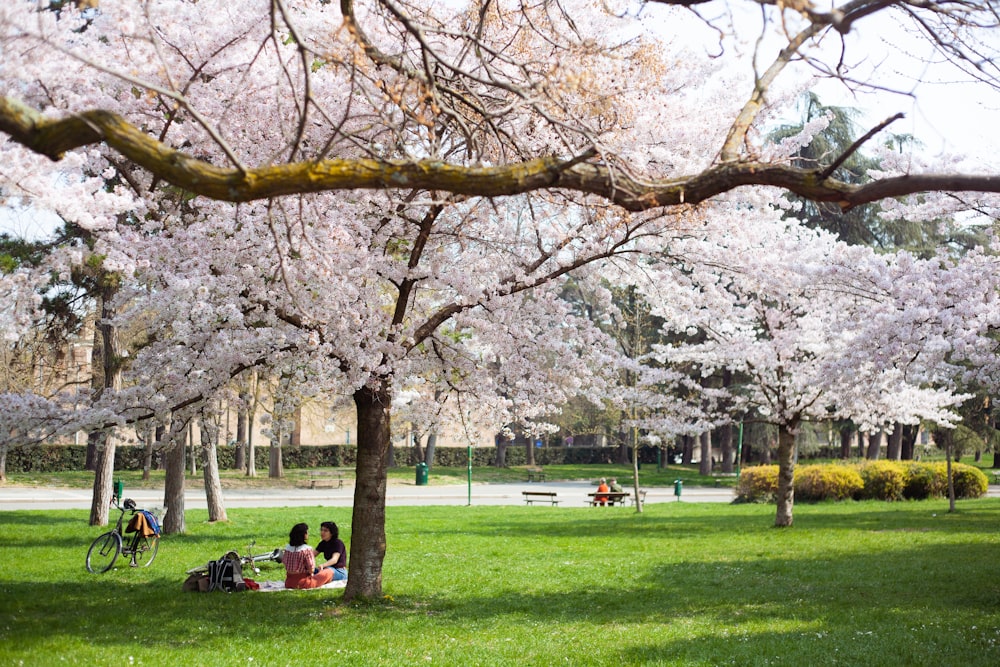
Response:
594,478,610,506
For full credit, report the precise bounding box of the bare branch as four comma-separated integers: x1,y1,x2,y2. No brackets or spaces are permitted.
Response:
3,96,1000,212
818,112,904,180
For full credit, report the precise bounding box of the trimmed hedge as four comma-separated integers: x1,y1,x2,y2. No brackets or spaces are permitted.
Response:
857,461,907,501
1,442,642,473
736,461,990,503
794,464,864,502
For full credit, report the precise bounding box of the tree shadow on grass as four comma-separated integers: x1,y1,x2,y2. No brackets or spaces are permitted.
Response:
0,577,339,656
417,540,1000,666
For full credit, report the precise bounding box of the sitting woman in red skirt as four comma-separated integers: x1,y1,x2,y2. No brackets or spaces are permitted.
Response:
282,523,334,589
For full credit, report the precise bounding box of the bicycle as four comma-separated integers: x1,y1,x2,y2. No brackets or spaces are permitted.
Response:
85,497,161,573
240,540,283,575
184,539,281,577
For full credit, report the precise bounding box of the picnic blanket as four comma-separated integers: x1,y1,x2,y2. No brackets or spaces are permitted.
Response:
257,579,348,592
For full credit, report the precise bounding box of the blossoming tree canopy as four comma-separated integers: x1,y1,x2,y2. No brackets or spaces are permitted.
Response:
3,0,1000,597
1,1,1000,212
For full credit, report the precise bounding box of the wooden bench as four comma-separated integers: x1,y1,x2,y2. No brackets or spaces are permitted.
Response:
526,468,546,482
588,492,629,506
523,491,559,506
304,471,344,489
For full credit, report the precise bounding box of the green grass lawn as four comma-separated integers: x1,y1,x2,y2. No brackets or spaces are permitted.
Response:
2,462,738,490
1,499,999,666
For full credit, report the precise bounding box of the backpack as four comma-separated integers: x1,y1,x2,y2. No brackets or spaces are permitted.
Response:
207,551,246,592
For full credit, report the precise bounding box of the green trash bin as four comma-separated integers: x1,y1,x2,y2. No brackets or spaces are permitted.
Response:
415,462,429,486
673,479,683,500
113,479,124,504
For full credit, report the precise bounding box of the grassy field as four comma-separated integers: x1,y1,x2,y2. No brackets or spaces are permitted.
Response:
1,497,999,666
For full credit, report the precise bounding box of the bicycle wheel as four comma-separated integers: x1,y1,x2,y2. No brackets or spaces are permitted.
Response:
130,534,159,568
86,531,122,573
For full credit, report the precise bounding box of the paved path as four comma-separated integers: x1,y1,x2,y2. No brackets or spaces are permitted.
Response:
0,481,735,510
3,481,996,511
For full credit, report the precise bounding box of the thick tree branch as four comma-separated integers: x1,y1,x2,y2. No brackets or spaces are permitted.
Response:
3,96,1000,212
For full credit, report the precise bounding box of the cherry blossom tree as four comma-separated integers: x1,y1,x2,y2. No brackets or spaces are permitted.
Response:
643,206,1000,525
3,1,1000,598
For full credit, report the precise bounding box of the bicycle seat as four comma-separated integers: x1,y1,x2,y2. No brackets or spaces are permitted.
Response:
124,498,137,510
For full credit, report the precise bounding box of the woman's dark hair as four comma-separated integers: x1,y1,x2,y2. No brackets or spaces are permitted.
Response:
289,522,309,547
321,521,339,540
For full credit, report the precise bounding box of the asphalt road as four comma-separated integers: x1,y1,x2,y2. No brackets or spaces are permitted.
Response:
0,480,736,510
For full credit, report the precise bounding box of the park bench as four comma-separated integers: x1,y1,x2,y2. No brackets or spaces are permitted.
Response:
303,471,344,489
588,491,629,506
523,491,559,506
526,467,546,482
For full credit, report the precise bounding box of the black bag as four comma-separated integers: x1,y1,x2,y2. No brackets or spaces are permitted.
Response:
207,551,246,592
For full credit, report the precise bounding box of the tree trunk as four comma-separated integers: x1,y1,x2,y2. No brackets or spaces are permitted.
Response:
89,291,124,527
681,434,694,465
234,402,247,472
200,416,228,522
268,411,283,478
84,324,102,472
141,426,154,481
424,431,437,467
719,423,734,474
85,429,100,472
154,424,165,470
631,442,642,514
902,425,918,460
774,418,800,527
943,430,956,513
189,421,198,475
0,441,8,483
345,384,391,601
867,429,884,460
839,425,854,459
699,430,712,476
494,437,508,467
269,439,283,478
246,404,257,477
162,418,187,535
859,431,869,459
887,423,903,460
411,429,424,465
526,437,535,466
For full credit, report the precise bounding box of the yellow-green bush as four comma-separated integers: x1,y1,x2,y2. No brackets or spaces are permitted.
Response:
738,461,989,504
735,465,779,503
902,462,944,500
857,461,907,501
793,464,864,502
903,462,987,499
946,462,989,498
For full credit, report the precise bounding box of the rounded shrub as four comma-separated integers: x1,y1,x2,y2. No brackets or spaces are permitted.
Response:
951,463,989,499
857,461,907,501
793,464,864,502
735,465,779,503
902,462,942,500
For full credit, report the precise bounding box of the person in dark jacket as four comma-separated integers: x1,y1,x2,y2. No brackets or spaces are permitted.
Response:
313,521,348,581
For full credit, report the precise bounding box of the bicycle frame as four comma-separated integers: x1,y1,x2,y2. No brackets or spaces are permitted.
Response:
85,498,160,573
